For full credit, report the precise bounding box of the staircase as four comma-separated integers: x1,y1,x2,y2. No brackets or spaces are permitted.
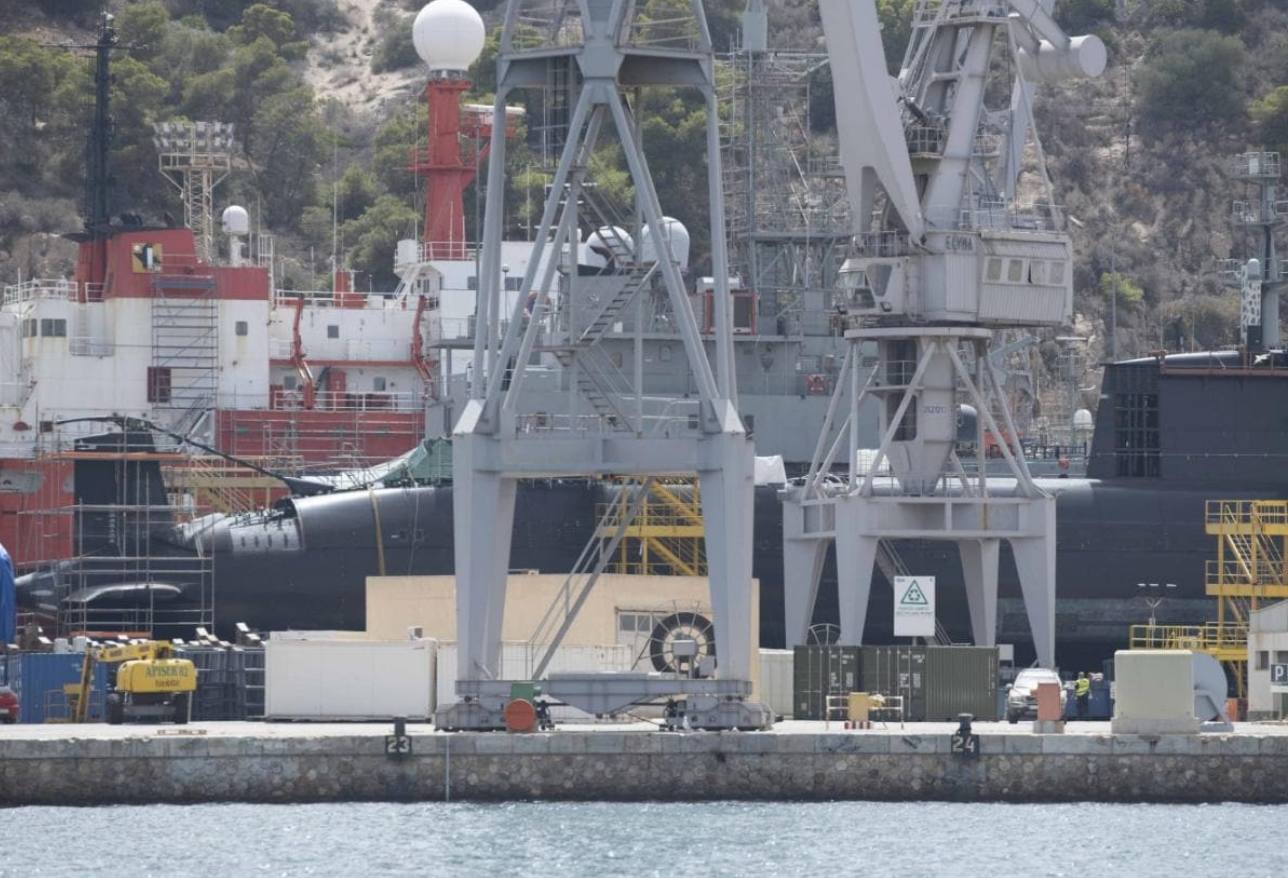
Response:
526,478,653,677
151,274,219,427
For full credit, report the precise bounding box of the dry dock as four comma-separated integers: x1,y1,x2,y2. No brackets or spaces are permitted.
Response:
3,721,1288,805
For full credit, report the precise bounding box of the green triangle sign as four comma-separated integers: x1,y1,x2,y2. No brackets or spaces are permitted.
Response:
900,581,929,606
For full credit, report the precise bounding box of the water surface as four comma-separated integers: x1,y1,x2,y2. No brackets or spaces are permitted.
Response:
4,801,1282,877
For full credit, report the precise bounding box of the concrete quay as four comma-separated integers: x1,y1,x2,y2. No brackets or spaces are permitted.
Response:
3,720,1288,805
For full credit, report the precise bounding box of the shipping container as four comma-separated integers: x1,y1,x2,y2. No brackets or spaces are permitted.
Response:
436,642,636,722
924,646,999,721
264,638,436,720
792,646,861,720
861,646,927,721
1,651,110,724
758,649,794,719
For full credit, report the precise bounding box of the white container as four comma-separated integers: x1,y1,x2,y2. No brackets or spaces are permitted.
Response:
1111,649,1199,734
435,642,634,722
265,638,436,721
759,648,795,719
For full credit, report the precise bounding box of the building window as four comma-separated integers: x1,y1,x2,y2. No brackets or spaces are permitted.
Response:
1276,651,1288,665
1028,261,1044,284
467,276,478,290
327,324,339,339
1048,261,1066,285
985,258,1003,282
1112,392,1160,477
235,321,248,336
40,318,66,337
373,376,387,392
1257,651,1270,671
146,366,172,403
505,276,522,292
283,374,298,390
1006,259,1024,283
618,612,654,633
22,318,37,337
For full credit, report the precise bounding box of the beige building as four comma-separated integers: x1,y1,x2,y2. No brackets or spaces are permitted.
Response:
365,573,760,689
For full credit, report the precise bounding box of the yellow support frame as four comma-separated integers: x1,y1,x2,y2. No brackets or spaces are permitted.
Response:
597,477,707,576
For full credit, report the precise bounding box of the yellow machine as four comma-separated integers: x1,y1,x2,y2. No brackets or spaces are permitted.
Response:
67,641,197,725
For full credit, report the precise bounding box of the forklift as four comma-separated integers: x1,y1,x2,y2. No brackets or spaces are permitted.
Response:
67,640,197,724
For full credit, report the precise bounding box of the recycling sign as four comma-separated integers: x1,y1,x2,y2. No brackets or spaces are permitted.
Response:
893,576,935,637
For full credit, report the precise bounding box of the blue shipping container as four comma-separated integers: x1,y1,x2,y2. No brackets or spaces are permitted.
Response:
1,652,110,724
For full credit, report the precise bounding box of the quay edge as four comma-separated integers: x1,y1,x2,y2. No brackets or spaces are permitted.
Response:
2,724,1288,805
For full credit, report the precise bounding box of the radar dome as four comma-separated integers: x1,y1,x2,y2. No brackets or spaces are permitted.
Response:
1073,408,1094,431
221,205,249,235
413,0,486,73
640,218,690,271
584,226,634,268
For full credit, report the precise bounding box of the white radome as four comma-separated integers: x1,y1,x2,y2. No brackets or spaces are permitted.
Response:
413,0,486,72
221,205,250,235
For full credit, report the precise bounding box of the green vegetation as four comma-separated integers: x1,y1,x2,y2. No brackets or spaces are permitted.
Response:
1251,86,1288,154
1135,29,1246,136
0,0,1283,344
1099,272,1145,308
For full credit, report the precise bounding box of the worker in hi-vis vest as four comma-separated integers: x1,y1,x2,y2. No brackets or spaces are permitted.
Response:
1075,672,1091,719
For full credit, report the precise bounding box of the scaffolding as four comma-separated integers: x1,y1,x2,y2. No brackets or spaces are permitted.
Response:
19,443,215,640
1131,500,1288,697
719,46,851,331
596,478,706,576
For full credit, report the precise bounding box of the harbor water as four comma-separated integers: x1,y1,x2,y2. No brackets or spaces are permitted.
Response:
4,800,1287,876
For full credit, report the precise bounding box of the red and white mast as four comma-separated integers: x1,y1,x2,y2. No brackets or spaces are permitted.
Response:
409,0,488,260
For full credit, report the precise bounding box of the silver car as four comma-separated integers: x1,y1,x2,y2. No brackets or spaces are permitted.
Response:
1006,668,1068,723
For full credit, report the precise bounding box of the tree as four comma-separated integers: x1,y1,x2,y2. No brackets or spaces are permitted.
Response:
229,4,307,60
0,37,76,138
1135,30,1246,136
1056,0,1115,33
116,2,170,64
342,194,418,288
1251,86,1288,154
250,88,325,227
876,0,916,72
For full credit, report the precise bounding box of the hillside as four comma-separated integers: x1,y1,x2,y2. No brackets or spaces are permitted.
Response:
0,0,1286,413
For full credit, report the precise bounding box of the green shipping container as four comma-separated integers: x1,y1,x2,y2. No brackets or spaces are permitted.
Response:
924,646,999,722
792,646,860,720
861,646,926,721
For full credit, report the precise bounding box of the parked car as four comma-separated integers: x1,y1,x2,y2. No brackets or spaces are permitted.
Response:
0,685,18,723
1006,668,1067,723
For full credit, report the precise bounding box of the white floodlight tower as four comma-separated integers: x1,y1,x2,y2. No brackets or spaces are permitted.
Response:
437,0,766,730
782,0,1106,667
153,121,235,263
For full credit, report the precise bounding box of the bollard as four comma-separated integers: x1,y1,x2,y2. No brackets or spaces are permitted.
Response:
385,716,412,758
951,712,979,757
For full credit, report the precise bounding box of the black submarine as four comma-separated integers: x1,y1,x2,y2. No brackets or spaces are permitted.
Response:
16,347,1284,669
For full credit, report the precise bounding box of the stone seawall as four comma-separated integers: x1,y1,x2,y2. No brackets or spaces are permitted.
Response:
3,729,1288,805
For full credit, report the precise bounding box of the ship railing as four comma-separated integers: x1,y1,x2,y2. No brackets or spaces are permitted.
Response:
149,253,216,279
513,400,704,437
2,279,80,305
1128,622,1247,656
854,231,912,258
1233,152,1281,179
1232,200,1288,226
270,389,423,413
272,289,402,310
1205,559,1288,589
407,241,480,263
1205,499,1288,528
